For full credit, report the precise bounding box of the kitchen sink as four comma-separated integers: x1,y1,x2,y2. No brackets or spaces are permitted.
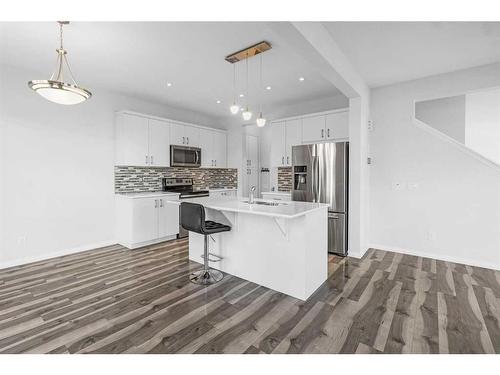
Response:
243,200,284,206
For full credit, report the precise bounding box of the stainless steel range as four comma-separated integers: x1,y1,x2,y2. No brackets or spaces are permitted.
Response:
162,178,209,238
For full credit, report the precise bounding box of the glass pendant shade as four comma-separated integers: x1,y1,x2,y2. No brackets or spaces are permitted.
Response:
29,80,91,105
28,22,91,105
242,108,252,121
230,103,240,114
256,113,266,127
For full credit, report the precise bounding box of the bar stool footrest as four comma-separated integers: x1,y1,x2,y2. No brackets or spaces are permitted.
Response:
200,253,223,262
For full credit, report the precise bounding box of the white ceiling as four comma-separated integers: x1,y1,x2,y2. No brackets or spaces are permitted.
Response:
0,22,343,124
324,22,500,88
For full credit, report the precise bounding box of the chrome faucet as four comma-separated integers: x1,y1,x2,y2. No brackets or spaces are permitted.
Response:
249,186,256,204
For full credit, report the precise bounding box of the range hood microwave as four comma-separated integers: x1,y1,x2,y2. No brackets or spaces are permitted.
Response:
170,145,201,168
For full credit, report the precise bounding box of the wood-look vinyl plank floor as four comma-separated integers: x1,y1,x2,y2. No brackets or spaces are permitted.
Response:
0,238,499,354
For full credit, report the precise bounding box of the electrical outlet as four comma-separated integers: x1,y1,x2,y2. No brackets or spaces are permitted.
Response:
368,120,374,131
392,182,405,191
408,182,419,190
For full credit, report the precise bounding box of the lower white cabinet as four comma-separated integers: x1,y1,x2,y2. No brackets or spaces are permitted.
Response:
115,194,179,249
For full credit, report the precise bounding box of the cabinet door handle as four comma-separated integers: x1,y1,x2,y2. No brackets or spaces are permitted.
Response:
186,137,189,144
321,129,324,138
282,156,284,165
151,155,154,165
182,136,185,144
215,160,217,166
287,156,289,165
145,155,149,164
160,199,163,208
327,129,330,138
154,199,158,208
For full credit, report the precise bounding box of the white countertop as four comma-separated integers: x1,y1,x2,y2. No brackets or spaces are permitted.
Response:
209,188,237,192
172,196,328,219
115,191,180,199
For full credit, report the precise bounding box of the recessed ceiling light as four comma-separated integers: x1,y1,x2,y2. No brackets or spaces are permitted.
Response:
299,77,305,82
266,86,272,90
216,100,221,104
239,93,245,98
167,82,173,87
240,107,244,112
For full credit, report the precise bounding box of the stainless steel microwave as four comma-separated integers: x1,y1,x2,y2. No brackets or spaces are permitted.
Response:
170,145,201,167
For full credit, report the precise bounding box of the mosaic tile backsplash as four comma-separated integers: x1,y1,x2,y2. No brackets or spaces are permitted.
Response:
115,166,237,193
277,167,292,192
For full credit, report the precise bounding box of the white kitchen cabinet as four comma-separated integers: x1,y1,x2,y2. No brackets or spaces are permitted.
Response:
271,121,286,167
115,113,170,167
170,123,200,147
271,119,302,167
199,128,214,167
302,115,326,143
184,125,200,147
285,119,302,166
131,197,158,244
213,131,227,167
115,194,179,249
158,198,179,238
326,110,349,140
170,123,186,146
148,118,170,166
245,134,259,168
199,129,227,167
115,113,149,166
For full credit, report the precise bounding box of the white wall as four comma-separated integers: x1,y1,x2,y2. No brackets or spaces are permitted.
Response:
369,62,500,270
0,64,216,268
465,88,500,165
415,95,466,143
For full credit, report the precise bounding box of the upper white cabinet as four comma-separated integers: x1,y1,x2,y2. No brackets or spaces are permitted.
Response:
115,113,170,167
148,118,170,166
325,110,349,140
199,128,227,168
302,110,349,143
285,119,302,165
213,131,227,168
170,122,200,147
271,121,286,167
115,113,149,166
115,111,227,168
271,119,302,167
302,115,326,143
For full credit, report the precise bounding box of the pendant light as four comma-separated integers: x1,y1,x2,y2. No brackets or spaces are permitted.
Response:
229,64,240,114
28,21,91,105
256,54,266,127
242,52,252,121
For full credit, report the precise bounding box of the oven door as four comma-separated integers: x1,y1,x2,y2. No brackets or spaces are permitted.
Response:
170,145,201,167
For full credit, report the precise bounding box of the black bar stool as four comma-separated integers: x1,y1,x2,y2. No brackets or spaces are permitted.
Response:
180,202,231,285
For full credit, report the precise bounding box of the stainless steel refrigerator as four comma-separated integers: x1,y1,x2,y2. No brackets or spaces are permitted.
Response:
292,142,348,256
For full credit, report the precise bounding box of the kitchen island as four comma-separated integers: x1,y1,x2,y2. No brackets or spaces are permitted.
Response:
169,197,329,300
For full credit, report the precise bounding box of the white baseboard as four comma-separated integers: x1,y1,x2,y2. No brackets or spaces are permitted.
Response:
369,243,500,271
0,240,117,270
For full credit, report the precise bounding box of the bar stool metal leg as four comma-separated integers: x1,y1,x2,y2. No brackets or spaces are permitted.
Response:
190,235,224,285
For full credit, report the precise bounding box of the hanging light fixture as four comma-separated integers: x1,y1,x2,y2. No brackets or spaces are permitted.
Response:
256,54,266,127
28,21,91,105
242,52,252,121
229,64,240,114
